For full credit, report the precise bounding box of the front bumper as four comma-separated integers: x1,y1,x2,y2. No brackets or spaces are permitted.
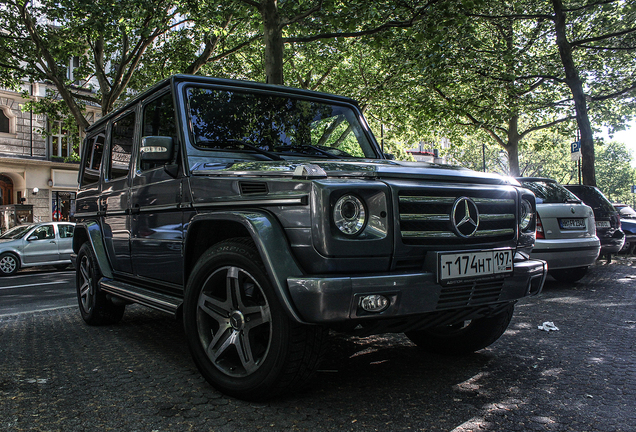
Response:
287,258,546,324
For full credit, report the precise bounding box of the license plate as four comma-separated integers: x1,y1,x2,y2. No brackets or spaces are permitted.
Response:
560,218,586,229
596,220,611,228
439,249,513,282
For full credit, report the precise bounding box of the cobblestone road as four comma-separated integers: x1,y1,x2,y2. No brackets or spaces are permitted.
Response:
1,259,635,431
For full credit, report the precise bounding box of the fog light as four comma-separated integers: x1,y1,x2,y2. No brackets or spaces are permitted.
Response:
360,295,389,313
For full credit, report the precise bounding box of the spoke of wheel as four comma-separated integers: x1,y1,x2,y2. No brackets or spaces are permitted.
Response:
79,258,92,311
226,266,241,309
236,331,258,374
243,304,271,332
206,328,236,362
198,292,231,326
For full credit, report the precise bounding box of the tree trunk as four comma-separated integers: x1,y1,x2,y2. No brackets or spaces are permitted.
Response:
551,0,596,186
260,0,284,84
505,116,521,177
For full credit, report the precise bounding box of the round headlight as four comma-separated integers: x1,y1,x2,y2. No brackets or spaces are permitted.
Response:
520,198,534,231
334,194,367,236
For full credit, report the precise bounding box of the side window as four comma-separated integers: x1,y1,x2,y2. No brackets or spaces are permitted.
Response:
80,132,105,186
109,112,135,180
141,92,177,171
58,224,75,238
31,225,55,240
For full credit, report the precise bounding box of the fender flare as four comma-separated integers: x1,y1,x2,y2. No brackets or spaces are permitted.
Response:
72,221,114,279
186,211,307,323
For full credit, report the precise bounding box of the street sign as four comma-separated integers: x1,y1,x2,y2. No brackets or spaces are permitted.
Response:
571,141,581,161
631,185,636,194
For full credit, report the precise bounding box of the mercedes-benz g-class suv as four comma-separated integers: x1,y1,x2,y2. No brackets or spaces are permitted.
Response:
73,75,546,400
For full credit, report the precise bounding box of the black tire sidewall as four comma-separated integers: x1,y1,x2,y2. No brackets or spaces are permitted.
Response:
183,241,292,399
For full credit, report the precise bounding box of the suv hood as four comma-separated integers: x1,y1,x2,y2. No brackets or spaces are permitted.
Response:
191,159,516,186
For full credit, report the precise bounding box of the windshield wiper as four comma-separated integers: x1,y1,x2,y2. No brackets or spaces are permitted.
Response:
274,144,342,159
197,138,282,161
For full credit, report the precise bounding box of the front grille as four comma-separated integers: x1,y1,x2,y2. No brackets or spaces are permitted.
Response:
398,188,517,245
437,281,504,309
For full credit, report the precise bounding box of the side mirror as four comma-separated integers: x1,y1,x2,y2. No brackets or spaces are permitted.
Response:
140,136,174,163
27,235,38,241
384,152,395,160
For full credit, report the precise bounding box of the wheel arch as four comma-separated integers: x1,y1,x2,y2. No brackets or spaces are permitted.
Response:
184,211,307,323
72,221,113,279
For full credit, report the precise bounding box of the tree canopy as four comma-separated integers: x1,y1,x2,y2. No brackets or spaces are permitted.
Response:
1,0,635,184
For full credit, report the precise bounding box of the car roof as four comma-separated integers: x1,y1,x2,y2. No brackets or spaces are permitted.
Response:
86,74,361,134
516,177,557,183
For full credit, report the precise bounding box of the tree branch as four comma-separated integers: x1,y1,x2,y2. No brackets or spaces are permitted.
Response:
281,0,323,26
284,0,439,43
571,26,636,46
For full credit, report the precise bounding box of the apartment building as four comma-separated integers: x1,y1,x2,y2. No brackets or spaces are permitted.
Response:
0,82,100,230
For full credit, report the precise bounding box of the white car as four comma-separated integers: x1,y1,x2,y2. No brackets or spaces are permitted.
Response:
0,222,75,276
517,178,600,282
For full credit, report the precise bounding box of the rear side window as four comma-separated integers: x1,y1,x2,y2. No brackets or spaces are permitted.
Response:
58,224,75,238
80,132,104,186
109,112,136,180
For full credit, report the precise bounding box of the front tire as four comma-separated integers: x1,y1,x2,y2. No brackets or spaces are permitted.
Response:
183,238,326,401
405,304,515,355
76,243,125,325
549,266,588,282
0,253,20,276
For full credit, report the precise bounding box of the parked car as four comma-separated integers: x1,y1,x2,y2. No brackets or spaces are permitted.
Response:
0,222,75,276
73,74,546,400
613,204,636,254
563,184,625,258
517,178,600,282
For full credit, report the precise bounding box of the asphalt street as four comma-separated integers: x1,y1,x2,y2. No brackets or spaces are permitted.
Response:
0,269,75,315
0,259,635,431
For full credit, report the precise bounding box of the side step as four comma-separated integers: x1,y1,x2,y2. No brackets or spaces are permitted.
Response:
100,279,182,316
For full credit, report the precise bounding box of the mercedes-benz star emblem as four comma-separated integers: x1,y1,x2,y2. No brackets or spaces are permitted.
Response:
451,197,480,237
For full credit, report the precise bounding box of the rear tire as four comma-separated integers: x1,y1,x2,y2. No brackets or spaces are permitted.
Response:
0,253,20,276
549,266,588,282
405,304,515,355
76,243,125,325
183,238,327,401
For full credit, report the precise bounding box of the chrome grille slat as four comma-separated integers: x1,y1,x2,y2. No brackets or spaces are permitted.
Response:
398,189,517,245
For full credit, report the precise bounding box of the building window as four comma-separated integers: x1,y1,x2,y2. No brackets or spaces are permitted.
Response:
49,121,73,158
0,110,9,133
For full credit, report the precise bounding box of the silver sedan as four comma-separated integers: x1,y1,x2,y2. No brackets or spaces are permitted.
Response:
0,222,75,276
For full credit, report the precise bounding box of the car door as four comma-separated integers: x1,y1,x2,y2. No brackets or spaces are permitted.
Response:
130,89,185,288
56,223,75,260
101,111,136,274
21,224,58,263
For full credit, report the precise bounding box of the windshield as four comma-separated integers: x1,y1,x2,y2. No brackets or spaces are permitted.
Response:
185,87,378,165
0,224,33,239
520,180,581,204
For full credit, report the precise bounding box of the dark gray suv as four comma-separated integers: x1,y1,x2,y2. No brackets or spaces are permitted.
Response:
73,75,546,400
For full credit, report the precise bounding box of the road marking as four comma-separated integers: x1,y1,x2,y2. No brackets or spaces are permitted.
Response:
0,304,76,317
0,281,70,290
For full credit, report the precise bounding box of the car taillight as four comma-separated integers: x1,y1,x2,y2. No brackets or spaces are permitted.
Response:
536,214,545,239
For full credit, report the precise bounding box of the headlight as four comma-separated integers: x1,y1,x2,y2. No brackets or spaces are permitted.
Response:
333,194,367,236
520,198,534,231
